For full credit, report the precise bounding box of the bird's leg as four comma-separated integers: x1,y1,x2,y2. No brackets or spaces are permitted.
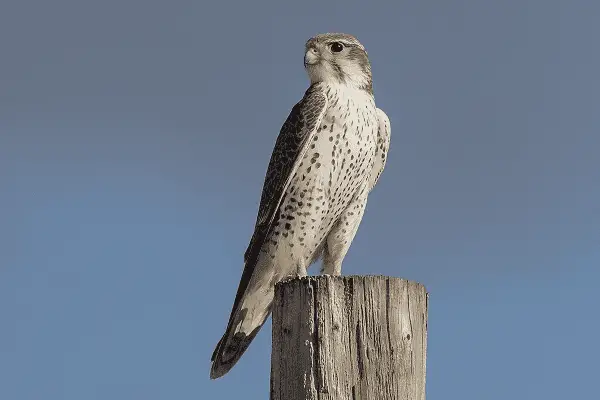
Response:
321,183,369,276
295,258,308,277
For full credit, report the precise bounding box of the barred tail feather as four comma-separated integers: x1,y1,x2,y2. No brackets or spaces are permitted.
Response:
209,307,270,379
210,259,275,379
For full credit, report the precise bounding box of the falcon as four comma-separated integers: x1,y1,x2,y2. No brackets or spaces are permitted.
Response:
210,33,391,379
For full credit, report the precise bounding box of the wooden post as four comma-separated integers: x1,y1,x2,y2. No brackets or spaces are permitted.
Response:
270,275,428,400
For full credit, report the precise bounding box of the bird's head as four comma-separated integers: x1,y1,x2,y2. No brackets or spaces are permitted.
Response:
304,33,372,93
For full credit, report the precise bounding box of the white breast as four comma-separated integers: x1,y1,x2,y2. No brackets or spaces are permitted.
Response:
311,85,379,217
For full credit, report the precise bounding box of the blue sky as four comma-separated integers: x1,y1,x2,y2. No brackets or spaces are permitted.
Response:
1,0,599,398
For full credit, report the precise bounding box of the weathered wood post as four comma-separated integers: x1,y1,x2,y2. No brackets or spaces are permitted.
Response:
270,275,427,400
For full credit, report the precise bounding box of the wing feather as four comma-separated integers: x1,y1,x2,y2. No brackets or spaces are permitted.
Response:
369,108,391,191
217,83,328,339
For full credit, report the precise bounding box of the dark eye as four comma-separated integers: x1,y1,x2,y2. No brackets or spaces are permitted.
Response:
330,42,344,53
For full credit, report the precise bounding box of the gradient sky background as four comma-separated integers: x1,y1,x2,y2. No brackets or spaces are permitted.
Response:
1,1,599,399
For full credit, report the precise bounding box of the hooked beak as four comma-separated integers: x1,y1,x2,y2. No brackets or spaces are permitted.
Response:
304,46,320,67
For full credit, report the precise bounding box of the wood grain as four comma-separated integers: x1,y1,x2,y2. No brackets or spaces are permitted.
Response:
271,275,428,400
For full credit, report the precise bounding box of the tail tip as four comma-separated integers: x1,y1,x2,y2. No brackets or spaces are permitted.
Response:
209,329,260,380
210,362,229,380
209,338,229,380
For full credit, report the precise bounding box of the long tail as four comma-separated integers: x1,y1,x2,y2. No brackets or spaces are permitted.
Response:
210,260,275,379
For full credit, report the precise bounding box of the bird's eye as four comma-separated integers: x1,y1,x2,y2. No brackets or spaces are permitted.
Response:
330,42,344,53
